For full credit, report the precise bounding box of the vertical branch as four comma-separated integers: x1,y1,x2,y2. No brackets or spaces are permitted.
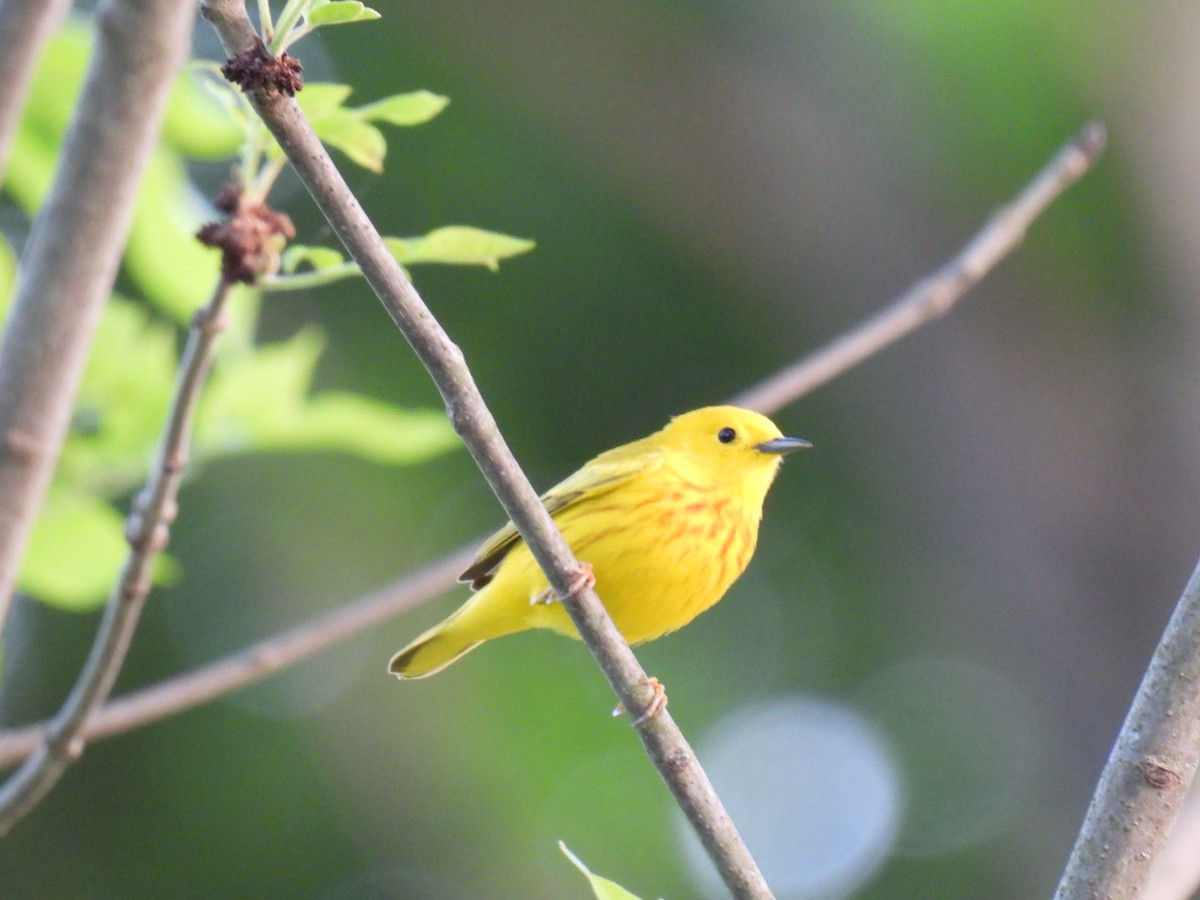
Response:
1053,559,1200,899
0,279,234,836
0,0,198,637
0,0,73,183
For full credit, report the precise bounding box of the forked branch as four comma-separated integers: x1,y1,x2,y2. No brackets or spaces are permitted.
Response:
0,279,234,836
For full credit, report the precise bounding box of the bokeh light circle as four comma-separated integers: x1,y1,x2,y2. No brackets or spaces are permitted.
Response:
677,696,903,899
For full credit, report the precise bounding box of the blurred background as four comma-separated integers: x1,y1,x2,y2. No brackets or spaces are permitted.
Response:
4,2,1200,898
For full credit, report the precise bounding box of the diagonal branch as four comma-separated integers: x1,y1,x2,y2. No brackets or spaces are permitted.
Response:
0,279,234,836
0,0,198,638
0,119,1105,797
201,2,770,894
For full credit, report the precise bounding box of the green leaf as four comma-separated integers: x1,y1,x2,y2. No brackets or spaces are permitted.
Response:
296,83,354,120
195,328,457,465
22,488,183,611
257,393,458,464
124,149,223,323
58,298,178,494
21,490,128,610
23,24,90,142
311,107,386,171
282,244,345,274
559,843,646,900
6,114,63,213
197,327,326,454
193,64,257,136
385,227,536,272
306,0,381,26
358,90,449,126
7,128,220,328
23,25,238,163
161,69,242,159
20,490,179,611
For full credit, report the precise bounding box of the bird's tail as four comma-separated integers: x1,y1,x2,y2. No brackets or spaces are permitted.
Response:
388,590,521,679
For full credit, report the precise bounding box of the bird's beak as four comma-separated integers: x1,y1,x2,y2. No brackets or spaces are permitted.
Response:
755,436,812,455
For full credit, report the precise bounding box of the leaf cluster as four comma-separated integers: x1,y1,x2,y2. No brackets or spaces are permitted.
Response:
1,12,534,610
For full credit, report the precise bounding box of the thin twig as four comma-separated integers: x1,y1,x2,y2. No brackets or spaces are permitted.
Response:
0,545,475,769
1053,559,1200,899
731,122,1107,413
0,120,1104,798
0,0,198,638
200,2,771,894
0,0,73,184
0,280,233,836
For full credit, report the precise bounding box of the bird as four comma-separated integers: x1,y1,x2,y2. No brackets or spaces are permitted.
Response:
388,405,809,685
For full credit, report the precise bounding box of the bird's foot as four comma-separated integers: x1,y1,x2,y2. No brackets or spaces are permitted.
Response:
612,676,668,726
530,561,595,605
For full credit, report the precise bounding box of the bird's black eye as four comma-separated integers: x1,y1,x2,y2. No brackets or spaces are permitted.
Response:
717,427,736,444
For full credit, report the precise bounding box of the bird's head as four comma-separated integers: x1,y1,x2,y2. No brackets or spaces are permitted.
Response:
658,406,810,495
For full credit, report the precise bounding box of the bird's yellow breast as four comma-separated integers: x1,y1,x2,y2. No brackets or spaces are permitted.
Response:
486,465,762,644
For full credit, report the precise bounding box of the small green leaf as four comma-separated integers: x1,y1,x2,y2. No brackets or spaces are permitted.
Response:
197,327,325,454
24,25,90,141
358,90,449,127
559,843,645,900
195,327,457,465
19,490,176,610
306,0,381,26
21,490,127,610
282,244,345,274
296,82,354,120
162,69,242,159
257,394,458,464
58,297,177,493
22,490,180,611
125,149,223,322
311,107,386,171
385,227,536,272
6,119,61,213
262,263,362,293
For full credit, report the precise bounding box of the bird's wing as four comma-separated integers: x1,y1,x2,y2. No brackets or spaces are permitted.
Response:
459,440,662,589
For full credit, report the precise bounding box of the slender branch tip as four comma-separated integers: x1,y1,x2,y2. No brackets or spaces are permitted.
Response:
1076,120,1108,163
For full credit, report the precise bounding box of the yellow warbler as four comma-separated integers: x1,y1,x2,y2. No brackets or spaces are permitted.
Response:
388,406,809,679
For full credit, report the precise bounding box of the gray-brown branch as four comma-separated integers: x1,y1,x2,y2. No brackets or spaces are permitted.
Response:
199,1,771,895
0,278,233,836
0,0,197,638
1053,559,1200,899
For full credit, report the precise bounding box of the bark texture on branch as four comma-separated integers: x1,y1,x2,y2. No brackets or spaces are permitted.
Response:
1054,558,1200,899
0,0,198,635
